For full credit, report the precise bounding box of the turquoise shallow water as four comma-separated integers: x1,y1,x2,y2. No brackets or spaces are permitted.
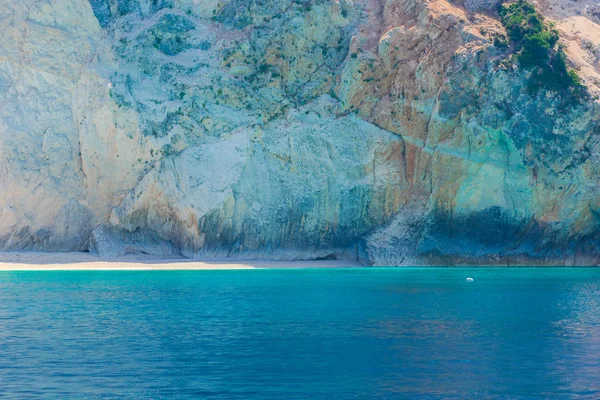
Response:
0,268,599,399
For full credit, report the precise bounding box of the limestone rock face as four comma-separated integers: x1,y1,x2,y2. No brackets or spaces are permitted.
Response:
1,0,599,265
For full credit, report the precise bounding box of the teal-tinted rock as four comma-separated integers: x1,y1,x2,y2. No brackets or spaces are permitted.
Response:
150,14,195,55
1,0,600,265
117,0,141,16
89,0,111,27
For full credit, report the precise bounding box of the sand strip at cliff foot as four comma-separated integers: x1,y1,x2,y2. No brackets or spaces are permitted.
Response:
0,252,362,270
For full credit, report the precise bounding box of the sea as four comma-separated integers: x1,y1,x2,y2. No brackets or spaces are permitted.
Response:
0,268,599,399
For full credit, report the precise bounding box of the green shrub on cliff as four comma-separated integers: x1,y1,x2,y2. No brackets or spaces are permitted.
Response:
498,0,585,100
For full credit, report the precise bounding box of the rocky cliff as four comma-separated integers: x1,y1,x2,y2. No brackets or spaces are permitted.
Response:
1,0,599,265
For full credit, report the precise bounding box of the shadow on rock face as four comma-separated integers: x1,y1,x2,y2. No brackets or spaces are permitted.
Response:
416,206,600,264
418,206,524,257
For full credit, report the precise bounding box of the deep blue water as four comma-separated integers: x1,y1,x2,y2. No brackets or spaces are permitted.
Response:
0,268,599,399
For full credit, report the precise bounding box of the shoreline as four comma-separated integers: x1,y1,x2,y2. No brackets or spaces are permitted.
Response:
2,252,599,270
0,252,362,271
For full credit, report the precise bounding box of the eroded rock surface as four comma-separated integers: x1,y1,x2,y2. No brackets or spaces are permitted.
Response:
1,0,599,265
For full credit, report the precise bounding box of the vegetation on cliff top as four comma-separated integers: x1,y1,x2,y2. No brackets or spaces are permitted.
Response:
498,0,585,101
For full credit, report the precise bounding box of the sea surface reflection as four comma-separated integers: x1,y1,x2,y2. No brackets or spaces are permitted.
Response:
0,268,598,398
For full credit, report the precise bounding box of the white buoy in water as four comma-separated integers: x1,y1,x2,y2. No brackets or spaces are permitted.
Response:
466,277,474,282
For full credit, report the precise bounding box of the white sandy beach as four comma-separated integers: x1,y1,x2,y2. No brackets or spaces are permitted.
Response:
0,252,362,271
